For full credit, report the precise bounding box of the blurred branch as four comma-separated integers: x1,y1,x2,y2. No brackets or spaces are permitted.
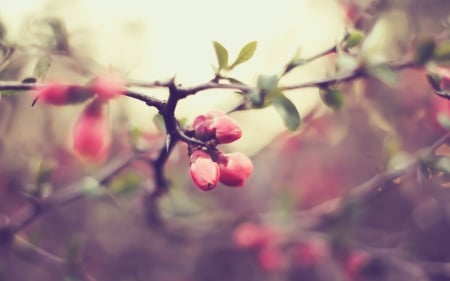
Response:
308,131,450,217
0,152,137,237
15,236,99,281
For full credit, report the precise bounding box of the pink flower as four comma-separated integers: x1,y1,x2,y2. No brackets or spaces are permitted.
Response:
33,84,94,106
233,222,275,249
211,116,242,144
258,245,284,272
295,240,328,267
91,73,125,100
34,83,70,105
189,150,220,191
217,152,253,187
73,100,110,161
346,251,371,281
193,111,242,144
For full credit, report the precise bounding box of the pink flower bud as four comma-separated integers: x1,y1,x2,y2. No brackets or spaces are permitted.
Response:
192,110,225,128
34,83,70,105
258,245,284,272
295,240,328,267
73,100,110,161
91,73,125,100
189,150,219,191
211,116,242,144
193,111,242,144
217,152,253,187
233,222,275,249
33,84,94,106
346,251,371,280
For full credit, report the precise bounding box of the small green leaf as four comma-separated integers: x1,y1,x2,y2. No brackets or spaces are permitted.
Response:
435,156,450,174
249,88,265,108
1,90,20,97
229,41,257,69
81,177,103,197
153,113,166,133
212,41,229,71
272,94,300,131
343,30,364,49
284,58,308,75
320,88,344,111
110,172,141,195
433,41,450,61
33,55,52,80
257,74,278,91
437,112,450,130
414,39,436,66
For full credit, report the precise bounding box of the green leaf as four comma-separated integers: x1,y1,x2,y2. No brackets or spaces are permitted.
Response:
433,41,450,62
250,75,279,108
272,94,300,131
343,30,364,49
212,41,229,71
110,172,141,195
284,58,308,75
229,41,257,69
33,55,52,80
257,74,278,90
81,177,103,197
414,39,436,66
435,156,450,174
153,113,166,133
320,88,344,111
437,112,450,130
249,88,265,108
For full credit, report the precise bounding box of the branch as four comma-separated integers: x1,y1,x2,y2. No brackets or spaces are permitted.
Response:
307,131,450,217
3,152,137,236
14,236,99,281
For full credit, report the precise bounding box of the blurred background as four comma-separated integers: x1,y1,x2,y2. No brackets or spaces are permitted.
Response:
2,0,450,280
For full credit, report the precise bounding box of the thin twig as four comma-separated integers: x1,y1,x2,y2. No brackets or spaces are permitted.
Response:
7,152,137,234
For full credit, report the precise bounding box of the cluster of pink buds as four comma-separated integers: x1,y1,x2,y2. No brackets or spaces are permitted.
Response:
33,73,125,161
189,111,253,191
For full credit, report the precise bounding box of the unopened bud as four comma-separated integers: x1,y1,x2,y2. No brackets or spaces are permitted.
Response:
193,111,242,144
189,150,219,191
73,100,110,161
217,152,253,187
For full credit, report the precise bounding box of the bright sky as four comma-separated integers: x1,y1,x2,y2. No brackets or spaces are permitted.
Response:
0,0,346,154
